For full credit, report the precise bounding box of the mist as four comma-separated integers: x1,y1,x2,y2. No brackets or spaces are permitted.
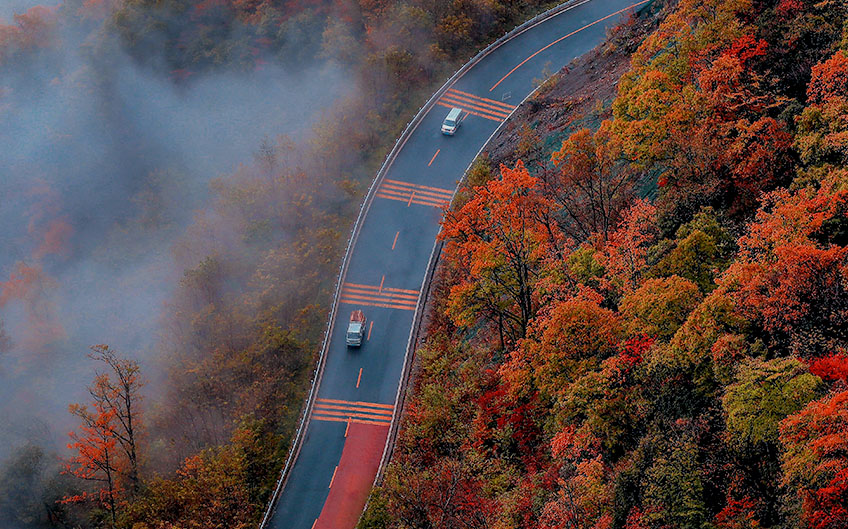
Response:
0,0,348,475
0,0,56,21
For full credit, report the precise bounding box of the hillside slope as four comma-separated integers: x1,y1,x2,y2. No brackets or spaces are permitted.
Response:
361,0,848,527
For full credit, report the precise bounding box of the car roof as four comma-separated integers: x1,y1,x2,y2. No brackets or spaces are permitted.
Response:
445,107,462,119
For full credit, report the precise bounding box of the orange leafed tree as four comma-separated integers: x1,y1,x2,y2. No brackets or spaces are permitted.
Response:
548,124,637,242
63,345,144,526
596,199,659,296
439,160,566,347
724,171,848,356
64,401,122,526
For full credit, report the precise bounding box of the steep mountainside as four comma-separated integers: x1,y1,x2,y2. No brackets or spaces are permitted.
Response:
362,1,848,527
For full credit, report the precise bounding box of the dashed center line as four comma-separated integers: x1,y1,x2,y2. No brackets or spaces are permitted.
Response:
428,149,440,166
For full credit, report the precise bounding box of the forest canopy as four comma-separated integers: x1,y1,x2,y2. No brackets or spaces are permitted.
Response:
363,0,848,528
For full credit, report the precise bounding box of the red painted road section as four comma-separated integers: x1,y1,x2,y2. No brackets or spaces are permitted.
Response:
314,422,390,529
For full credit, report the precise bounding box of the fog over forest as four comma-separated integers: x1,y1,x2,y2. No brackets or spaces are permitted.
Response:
0,0,347,465
0,1,54,20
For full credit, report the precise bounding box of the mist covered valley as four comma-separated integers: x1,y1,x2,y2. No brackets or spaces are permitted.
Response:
0,0,350,524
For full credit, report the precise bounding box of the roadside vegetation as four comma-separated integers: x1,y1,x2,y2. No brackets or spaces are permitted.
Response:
361,0,848,527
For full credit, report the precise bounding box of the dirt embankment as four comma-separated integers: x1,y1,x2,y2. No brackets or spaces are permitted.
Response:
483,5,663,171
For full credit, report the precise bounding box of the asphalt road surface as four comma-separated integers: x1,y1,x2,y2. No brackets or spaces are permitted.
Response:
267,1,650,527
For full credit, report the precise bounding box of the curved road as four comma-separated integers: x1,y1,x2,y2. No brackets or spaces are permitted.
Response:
266,1,649,527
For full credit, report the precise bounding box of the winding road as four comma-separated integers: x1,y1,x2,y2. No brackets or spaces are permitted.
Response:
264,1,650,527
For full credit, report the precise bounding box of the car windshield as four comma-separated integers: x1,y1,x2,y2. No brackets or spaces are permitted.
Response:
347,332,359,339
444,119,456,127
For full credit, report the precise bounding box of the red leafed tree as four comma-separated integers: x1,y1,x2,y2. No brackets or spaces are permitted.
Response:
804,469,848,529
715,496,761,529
725,169,848,355
807,50,848,105
796,51,848,168
440,160,566,346
780,390,848,529
64,397,122,525
63,345,144,525
695,35,794,214
807,353,848,384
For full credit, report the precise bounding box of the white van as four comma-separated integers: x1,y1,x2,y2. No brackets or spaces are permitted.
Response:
441,107,464,135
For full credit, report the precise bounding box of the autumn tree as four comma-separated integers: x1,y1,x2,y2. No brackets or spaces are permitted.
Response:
548,125,636,242
610,4,795,227
807,352,848,385
500,291,622,406
651,207,734,293
120,423,279,529
64,345,144,525
440,161,565,346
539,454,613,529
723,358,823,450
596,199,660,296
64,391,121,525
795,51,848,170
620,276,702,341
781,390,848,529
725,171,848,356
642,426,710,529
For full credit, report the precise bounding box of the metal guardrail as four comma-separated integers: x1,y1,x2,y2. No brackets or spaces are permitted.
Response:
258,1,594,526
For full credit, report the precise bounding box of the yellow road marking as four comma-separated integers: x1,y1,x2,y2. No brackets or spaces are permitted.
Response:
342,287,418,301
381,183,453,200
448,88,515,110
317,398,394,409
341,291,418,305
312,415,391,426
329,465,338,489
340,296,417,310
376,193,447,208
314,410,393,423
357,367,363,388
392,231,399,250
384,179,454,195
428,149,440,166
339,298,417,311
344,283,419,295
435,101,503,122
440,94,511,117
376,191,448,208
315,404,392,416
